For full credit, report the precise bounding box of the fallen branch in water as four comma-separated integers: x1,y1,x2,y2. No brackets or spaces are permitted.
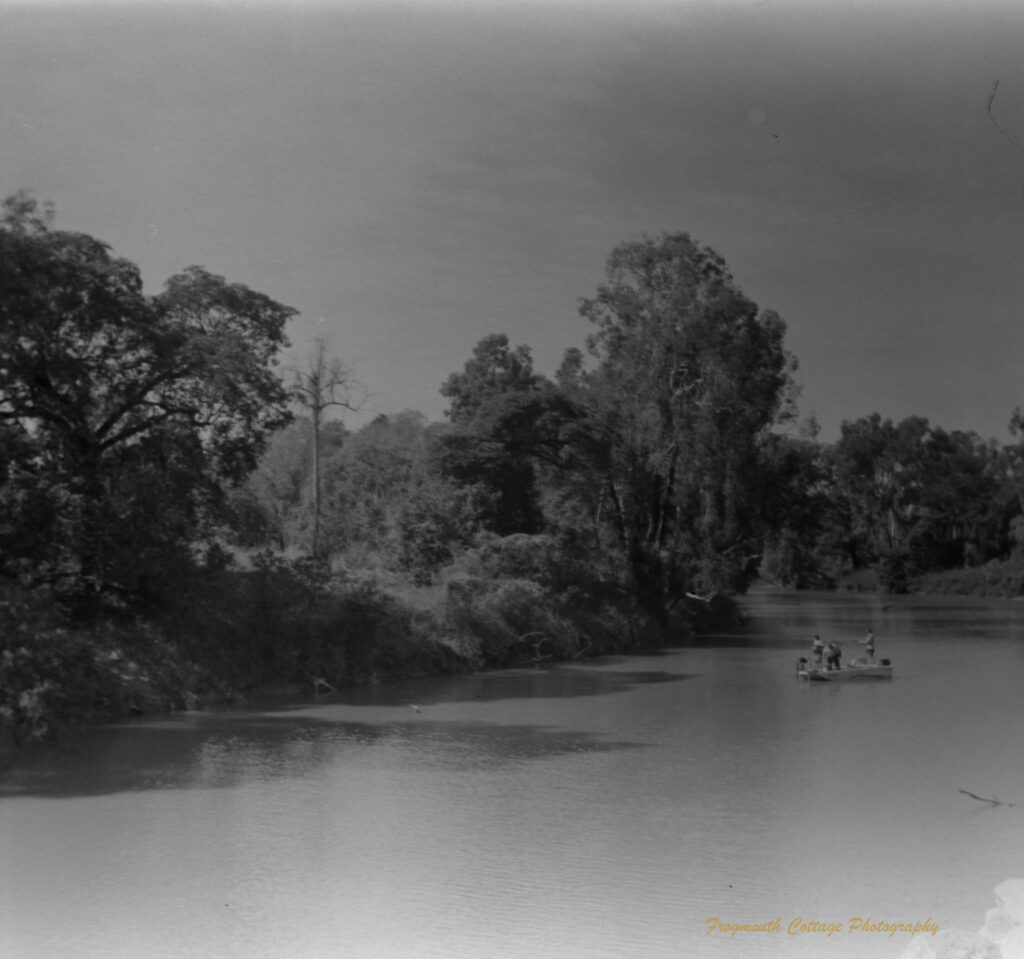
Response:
959,788,1014,807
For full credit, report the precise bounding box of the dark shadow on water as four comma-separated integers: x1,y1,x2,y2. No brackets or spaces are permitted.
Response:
675,630,768,649
336,663,695,709
0,664,689,800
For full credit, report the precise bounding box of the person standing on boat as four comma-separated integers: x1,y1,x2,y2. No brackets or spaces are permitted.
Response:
825,642,842,671
860,628,876,663
812,634,825,669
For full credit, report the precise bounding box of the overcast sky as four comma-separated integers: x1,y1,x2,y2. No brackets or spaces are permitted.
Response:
3,0,1024,440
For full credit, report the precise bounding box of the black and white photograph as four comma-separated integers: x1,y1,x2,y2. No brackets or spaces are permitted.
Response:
2,1,1024,957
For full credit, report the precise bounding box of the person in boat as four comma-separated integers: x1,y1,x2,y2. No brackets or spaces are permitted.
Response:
859,628,876,663
825,642,842,671
812,634,825,669
797,656,809,675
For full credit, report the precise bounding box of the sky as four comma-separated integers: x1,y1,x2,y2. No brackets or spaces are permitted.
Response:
2,0,1024,441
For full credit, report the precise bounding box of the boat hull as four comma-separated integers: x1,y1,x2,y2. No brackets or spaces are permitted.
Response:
799,664,894,681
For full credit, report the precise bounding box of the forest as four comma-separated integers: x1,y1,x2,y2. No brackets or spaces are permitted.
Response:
3,191,1024,744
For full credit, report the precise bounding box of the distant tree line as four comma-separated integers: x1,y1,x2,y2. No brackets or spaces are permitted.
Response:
229,260,1024,603
760,413,1024,593
233,364,1024,602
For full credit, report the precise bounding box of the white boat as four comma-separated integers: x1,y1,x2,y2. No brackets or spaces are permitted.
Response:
799,659,894,681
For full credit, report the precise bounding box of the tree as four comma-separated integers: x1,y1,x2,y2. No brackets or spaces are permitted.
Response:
229,418,314,550
757,426,834,588
567,233,796,622
0,192,294,603
996,409,1024,560
289,337,363,556
437,334,549,536
828,414,1001,588
440,333,537,424
322,411,428,557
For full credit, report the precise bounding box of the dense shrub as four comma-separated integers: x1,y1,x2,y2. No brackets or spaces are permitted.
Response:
913,558,1024,597
0,532,680,749
443,534,663,664
157,552,463,690
444,574,577,665
0,585,192,744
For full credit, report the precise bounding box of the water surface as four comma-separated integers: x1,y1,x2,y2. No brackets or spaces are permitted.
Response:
2,589,1022,958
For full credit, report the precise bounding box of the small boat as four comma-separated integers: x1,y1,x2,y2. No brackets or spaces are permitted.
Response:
799,659,894,682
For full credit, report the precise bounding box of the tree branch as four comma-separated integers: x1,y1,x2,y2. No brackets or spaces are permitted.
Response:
959,788,1013,807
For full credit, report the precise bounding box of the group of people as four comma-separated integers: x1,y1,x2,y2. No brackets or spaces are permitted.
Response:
799,628,876,674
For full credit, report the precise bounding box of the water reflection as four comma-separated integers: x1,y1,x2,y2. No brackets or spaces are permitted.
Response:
337,662,694,707
0,666,690,799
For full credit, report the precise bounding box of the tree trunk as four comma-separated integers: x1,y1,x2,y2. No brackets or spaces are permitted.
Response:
311,403,321,556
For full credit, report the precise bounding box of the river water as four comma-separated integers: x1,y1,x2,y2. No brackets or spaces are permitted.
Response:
2,588,1023,959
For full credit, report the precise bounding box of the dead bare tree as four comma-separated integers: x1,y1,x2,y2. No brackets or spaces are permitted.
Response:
289,337,364,556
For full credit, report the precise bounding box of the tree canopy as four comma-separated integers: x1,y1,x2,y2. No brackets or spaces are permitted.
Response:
567,233,796,614
417,234,798,626
0,192,294,603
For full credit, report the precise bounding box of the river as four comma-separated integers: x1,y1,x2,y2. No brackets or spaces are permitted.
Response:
2,588,1023,958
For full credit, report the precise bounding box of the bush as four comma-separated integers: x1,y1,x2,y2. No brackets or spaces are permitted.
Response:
914,557,1024,597
0,585,192,744
155,552,465,691
444,574,578,665
396,478,480,585
442,534,661,663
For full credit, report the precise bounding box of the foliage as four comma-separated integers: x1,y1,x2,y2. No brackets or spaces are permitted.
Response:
0,192,293,606
440,333,538,424
444,533,663,662
0,584,192,744
827,415,1002,577
565,233,796,620
756,428,835,588
396,469,482,584
158,553,461,690
321,412,429,560
913,556,1024,597
436,335,552,536
228,411,437,567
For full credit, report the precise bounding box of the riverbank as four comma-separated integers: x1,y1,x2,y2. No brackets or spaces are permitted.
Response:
3,540,732,751
832,557,1024,599
12,547,1022,752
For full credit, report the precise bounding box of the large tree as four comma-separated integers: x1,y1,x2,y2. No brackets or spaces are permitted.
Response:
0,192,294,602
567,233,796,620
